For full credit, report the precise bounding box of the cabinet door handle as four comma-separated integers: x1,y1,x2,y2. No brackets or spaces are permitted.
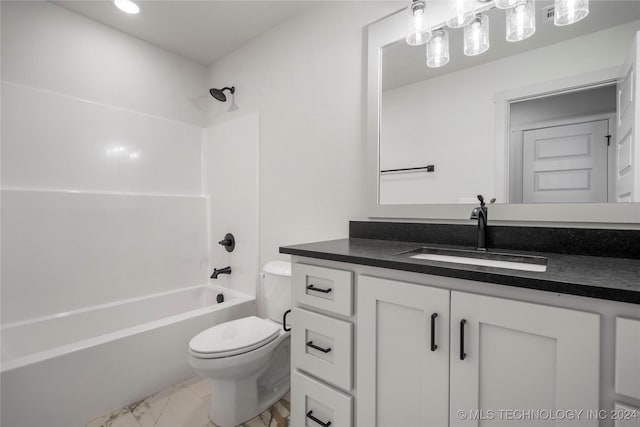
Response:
306,411,332,427
306,284,332,294
430,313,438,351
306,341,332,353
460,319,467,360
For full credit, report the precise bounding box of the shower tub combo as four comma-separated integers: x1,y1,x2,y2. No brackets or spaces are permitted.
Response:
1,284,255,427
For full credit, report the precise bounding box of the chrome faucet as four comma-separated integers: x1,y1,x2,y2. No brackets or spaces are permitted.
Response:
210,266,231,279
470,195,491,251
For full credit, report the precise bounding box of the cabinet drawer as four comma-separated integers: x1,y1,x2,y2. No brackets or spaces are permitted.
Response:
291,371,352,427
615,317,640,400
292,307,353,391
293,263,353,316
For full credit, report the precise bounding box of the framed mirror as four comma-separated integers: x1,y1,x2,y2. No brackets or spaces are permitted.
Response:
367,0,640,225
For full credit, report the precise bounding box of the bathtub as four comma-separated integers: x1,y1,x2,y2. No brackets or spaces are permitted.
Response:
0,284,256,427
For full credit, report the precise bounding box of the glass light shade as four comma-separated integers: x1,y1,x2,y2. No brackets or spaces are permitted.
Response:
554,0,589,26
495,0,525,9
406,0,431,46
506,0,536,42
464,14,489,56
427,29,450,68
447,0,475,29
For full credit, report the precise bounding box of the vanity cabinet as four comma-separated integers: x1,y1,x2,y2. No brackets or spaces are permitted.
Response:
357,275,600,427
287,256,640,427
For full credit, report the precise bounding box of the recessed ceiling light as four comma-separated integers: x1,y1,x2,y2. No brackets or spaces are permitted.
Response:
113,0,140,15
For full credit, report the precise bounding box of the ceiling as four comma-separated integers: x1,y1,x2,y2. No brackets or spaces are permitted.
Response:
54,0,318,65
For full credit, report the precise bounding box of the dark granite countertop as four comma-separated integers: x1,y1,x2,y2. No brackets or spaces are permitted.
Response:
280,238,640,304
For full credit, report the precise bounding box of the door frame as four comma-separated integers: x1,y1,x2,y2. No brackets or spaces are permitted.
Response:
494,67,619,203
510,114,616,203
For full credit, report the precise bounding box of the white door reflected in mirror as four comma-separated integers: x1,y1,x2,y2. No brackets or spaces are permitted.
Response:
522,120,609,204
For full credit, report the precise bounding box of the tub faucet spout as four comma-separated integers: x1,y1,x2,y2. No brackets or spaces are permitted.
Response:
211,266,232,279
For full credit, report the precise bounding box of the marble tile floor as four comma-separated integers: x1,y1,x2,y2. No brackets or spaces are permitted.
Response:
86,376,290,427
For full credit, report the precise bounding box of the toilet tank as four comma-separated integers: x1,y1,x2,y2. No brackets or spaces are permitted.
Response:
262,261,292,323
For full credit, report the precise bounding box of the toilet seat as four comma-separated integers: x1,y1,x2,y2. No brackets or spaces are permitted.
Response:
189,316,281,359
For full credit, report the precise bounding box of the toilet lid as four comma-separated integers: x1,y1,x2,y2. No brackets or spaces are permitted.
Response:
189,316,281,358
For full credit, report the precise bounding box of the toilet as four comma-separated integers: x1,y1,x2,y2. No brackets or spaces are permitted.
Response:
188,261,292,427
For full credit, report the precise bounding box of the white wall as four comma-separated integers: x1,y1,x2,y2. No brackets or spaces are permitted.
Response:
1,1,206,126
380,20,640,205
1,2,210,323
509,85,616,129
206,2,401,268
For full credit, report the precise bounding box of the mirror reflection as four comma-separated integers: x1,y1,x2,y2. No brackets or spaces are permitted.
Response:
379,1,640,205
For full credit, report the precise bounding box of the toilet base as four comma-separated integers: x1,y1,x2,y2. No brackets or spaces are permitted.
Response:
209,376,289,427
193,334,291,427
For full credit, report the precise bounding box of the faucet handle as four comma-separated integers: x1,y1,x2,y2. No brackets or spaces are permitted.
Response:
477,194,485,207
470,207,480,220
218,233,235,252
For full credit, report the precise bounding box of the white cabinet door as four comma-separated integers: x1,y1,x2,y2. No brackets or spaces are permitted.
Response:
615,317,640,400
449,291,600,427
357,275,450,427
613,402,640,427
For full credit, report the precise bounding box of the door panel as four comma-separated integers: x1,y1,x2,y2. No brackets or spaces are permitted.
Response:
357,275,450,427
523,120,608,203
376,300,428,425
478,324,557,426
450,291,600,427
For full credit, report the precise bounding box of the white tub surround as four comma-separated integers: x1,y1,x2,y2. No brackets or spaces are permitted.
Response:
1,1,210,325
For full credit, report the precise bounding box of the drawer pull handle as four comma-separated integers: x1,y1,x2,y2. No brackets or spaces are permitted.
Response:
306,411,332,427
306,284,332,294
306,341,332,353
430,313,438,352
460,319,467,360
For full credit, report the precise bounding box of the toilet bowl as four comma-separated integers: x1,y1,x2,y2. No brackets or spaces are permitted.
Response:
189,261,292,427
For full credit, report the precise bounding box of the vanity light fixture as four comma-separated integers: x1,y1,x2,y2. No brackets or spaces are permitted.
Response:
554,0,589,26
404,0,588,66
426,29,450,68
506,0,536,42
113,0,140,14
447,0,475,28
464,13,489,56
406,0,432,46
495,0,526,9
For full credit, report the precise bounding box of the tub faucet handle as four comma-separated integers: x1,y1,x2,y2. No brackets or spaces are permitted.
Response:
218,233,235,252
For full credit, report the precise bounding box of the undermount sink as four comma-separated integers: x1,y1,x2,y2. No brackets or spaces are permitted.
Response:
401,247,548,272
